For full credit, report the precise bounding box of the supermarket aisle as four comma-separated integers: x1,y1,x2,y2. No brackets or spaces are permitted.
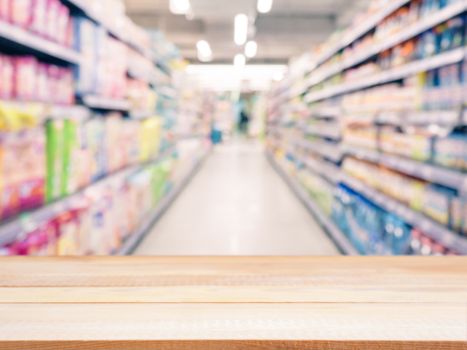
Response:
135,140,339,255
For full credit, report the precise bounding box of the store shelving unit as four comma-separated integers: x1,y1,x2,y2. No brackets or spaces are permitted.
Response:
267,152,357,255
343,145,467,193
304,47,466,103
0,21,81,64
0,146,177,248
267,0,467,255
341,174,467,254
302,1,467,94
117,146,211,255
63,0,151,59
81,95,131,111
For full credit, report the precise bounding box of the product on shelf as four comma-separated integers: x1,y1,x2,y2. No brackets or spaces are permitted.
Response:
266,0,467,256
0,54,74,104
0,157,175,256
2,0,73,47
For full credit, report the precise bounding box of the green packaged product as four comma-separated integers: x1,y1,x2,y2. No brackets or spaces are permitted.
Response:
45,120,65,202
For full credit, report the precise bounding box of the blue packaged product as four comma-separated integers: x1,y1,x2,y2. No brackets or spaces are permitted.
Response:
383,214,412,255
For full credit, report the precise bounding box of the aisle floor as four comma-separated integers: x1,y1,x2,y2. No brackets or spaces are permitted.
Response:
135,140,339,255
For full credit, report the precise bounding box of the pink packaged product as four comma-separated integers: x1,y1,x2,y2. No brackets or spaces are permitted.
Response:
10,0,33,28
2,0,73,47
14,56,37,101
4,54,74,104
0,0,10,21
0,55,14,99
31,0,47,37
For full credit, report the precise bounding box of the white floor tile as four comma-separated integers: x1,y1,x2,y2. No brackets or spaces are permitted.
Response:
135,140,339,256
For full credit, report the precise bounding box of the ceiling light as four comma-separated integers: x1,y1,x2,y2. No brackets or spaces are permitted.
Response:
257,0,273,13
273,71,284,81
245,41,257,58
234,14,248,46
170,0,190,15
234,54,246,67
197,40,212,62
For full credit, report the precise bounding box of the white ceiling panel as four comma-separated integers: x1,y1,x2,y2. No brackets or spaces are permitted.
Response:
124,0,370,63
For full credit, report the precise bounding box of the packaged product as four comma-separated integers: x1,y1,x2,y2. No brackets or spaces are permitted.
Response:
434,133,467,171
46,0,60,42
383,214,412,255
14,56,37,101
421,184,453,226
0,0,9,20
18,127,46,211
60,119,78,197
10,0,32,28
45,119,64,202
56,209,80,256
0,55,14,99
30,0,47,37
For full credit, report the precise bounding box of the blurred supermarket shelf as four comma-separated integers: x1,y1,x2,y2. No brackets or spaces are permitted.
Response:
0,146,177,248
305,47,466,104
309,106,341,119
0,101,90,122
311,0,411,70
129,110,157,120
341,174,467,254
63,0,152,59
303,158,341,185
304,125,341,140
82,95,131,111
298,139,343,163
0,20,82,64
302,1,467,93
376,109,465,127
267,152,358,255
343,145,467,192
117,147,211,255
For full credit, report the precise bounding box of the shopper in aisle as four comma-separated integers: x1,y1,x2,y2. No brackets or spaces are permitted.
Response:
239,108,251,135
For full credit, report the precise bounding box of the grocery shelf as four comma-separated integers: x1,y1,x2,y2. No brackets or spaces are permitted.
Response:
343,145,467,192
310,106,341,119
0,20,82,64
341,173,467,254
82,95,131,111
0,101,90,121
129,110,157,120
304,126,341,140
267,152,358,255
311,0,411,70
298,139,342,163
305,47,466,104
303,158,342,185
303,2,467,92
63,0,151,58
0,147,177,248
117,147,211,255
377,109,464,126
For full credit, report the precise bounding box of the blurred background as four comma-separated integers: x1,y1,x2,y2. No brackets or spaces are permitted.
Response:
0,0,465,256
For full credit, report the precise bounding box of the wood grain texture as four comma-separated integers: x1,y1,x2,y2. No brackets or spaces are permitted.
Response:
0,256,466,349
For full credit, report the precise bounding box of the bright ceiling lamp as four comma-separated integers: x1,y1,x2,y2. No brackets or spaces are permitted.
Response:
234,14,248,46
170,0,190,15
245,41,257,58
234,54,246,67
197,40,212,62
273,71,284,81
257,0,273,13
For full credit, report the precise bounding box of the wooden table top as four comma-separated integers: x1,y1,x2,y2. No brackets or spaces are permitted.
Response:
0,256,466,349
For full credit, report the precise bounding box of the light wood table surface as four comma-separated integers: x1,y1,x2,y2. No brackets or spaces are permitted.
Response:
0,256,466,349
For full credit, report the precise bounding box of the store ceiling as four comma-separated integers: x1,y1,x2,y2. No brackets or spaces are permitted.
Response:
125,0,369,63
